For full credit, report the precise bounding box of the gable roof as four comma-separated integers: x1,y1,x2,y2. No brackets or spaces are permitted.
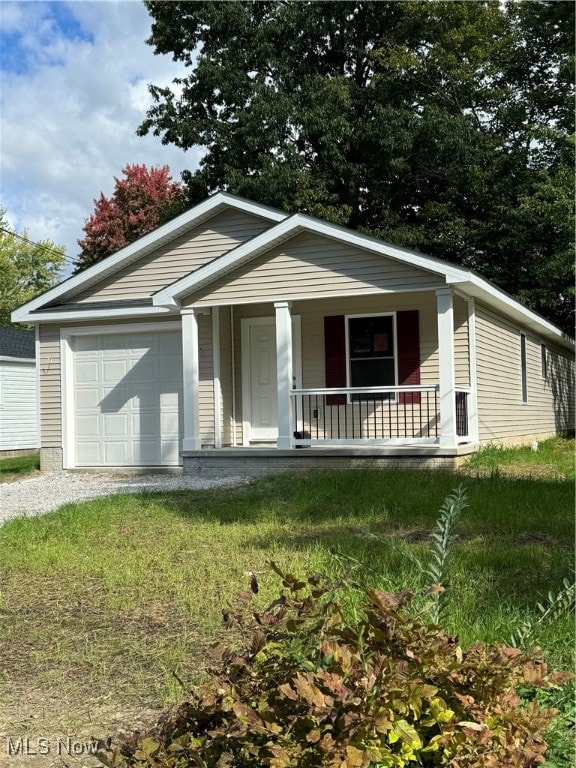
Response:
153,212,466,307
0,328,35,361
11,192,287,323
153,210,573,351
10,193,573,352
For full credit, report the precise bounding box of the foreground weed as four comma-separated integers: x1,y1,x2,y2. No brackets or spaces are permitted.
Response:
510,578,576,649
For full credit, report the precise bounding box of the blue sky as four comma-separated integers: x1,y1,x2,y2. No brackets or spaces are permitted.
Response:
0,1,201,273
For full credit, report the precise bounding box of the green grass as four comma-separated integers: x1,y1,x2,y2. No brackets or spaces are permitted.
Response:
0,452,39,481
0,444,573,760
463,436,575,481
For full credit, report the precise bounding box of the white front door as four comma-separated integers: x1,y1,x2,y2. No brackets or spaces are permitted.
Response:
241,316,301,443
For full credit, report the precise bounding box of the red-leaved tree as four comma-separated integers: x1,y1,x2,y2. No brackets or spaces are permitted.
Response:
76,164,186,272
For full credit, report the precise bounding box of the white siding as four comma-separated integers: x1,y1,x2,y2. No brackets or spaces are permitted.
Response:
475,302,575,441
0,360,38,450
183,231,444,307
72,210,271,302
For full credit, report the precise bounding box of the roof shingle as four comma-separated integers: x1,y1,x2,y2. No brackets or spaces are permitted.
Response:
0,328,35,359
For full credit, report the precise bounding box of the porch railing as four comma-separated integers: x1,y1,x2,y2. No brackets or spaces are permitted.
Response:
291,386,440,446
455,387,470,441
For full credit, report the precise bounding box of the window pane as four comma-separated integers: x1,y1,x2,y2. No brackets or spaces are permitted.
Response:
351,358,395,388
349,316,394,358
520,334,527,403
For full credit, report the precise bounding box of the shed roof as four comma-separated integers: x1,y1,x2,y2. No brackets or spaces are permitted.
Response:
0,327,35,360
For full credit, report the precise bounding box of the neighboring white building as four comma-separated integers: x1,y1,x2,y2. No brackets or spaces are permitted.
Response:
0,328,39,456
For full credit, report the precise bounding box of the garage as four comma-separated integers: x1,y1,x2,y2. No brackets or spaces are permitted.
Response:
72,329,182,467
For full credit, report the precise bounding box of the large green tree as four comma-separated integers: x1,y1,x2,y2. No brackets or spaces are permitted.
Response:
140,0,574,332
0,211,66,326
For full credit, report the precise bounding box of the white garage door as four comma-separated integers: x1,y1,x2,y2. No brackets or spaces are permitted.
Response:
73,330,182,466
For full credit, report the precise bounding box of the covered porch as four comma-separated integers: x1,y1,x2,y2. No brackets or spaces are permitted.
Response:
178,286,479,460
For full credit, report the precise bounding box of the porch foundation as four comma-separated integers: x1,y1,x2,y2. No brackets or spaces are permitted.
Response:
40,447,63,471
182,445,476,479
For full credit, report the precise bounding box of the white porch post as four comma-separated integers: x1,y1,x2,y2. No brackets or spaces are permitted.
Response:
467,297,479,443
436,287,457,449
275,301,293,449
212,307,222,448
181,309,201,451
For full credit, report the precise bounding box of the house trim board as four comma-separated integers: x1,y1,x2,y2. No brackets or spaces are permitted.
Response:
0,356,35,363
60,321,181,469
20,305,176,324
212,307,222,449
467,298,479,443
436,287,457,448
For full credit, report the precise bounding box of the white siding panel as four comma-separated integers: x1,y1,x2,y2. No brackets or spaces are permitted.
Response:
73,210,271,302
0,360,38,450
475,302,575,440
184,232,443,307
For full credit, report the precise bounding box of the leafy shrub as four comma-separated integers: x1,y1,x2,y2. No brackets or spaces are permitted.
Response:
97,564,570,768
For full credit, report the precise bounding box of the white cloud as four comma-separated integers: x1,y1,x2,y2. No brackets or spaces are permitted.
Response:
0,1,202,273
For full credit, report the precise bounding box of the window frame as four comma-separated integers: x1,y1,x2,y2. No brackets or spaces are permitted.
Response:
345,312,398,402
520,333,528,403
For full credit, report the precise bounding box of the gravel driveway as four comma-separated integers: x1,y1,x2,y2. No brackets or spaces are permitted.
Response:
0,471,249,525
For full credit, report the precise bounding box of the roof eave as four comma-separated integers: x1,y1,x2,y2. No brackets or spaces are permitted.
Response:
455,276,574,351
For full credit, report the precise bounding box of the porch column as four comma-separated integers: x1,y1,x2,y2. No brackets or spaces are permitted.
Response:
436,287,457,449
275,301,293,449
212,307,222,448
467,297,479,443
181,309,201,451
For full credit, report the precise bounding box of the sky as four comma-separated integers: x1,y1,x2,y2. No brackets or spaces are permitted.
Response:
0,0,203,274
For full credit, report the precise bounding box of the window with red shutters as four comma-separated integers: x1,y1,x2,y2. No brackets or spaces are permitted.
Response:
323,310,421,404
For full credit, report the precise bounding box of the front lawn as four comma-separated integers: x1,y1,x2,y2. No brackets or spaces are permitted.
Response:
0,446,573,765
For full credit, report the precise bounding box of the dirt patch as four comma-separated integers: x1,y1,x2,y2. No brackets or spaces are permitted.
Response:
0,470,41,485
1,685,160,768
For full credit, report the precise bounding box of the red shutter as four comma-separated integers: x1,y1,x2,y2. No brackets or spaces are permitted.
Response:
324,315,347,405
397,310,421,404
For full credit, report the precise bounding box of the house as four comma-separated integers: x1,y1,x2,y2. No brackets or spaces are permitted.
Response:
0,327,39,457
11,193,575,475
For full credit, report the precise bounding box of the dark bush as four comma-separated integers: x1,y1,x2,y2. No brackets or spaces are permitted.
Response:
97,565,570,768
